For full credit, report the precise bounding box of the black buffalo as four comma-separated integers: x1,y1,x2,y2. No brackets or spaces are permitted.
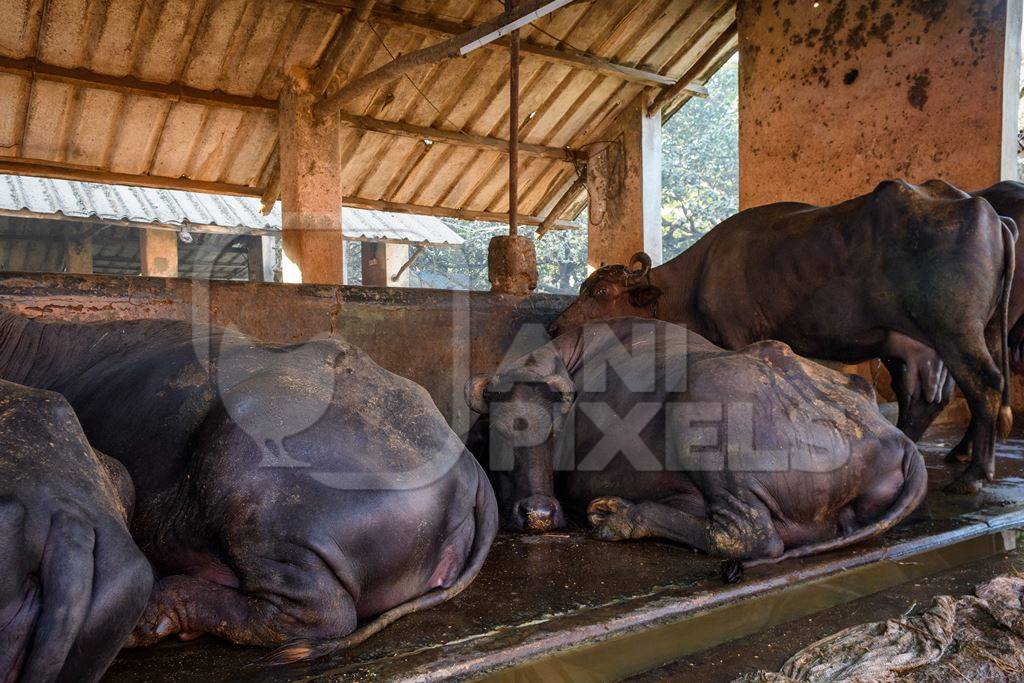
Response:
550,180,1015,493
467,318,926,571
972,180,1024,369
0,313,497,663
0,379,152,682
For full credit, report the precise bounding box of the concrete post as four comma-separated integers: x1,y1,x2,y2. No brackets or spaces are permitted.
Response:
586,93,663,270
139,229,178,278
64,229,92,274
246,236,276,282
361,241,410,287
278,70,345,284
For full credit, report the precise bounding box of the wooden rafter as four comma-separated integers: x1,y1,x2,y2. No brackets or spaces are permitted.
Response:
306,0,698,90
314,0,576,121
0,156,582,230
0,56,279,111
0,156,259,197
338,113,584,162
346,197,581,230
537,176,587,237
0,56,583,164
311,0,378,95
649,20,737,115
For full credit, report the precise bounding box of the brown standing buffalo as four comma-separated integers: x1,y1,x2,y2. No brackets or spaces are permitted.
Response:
467,318,926,577
549,180,1015,493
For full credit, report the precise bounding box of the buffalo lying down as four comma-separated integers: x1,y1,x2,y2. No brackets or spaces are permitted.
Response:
550,180,1015,493
0,313,497,662
0,379,152,683
467,319,926,570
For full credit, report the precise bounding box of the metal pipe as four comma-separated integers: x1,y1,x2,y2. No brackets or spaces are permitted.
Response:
507,0,520,238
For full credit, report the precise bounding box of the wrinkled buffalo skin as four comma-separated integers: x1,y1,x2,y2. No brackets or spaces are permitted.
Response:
0,379,152,683
0,314,497,661
469,319,926,565
551,180,1015,493
973,180,1024,370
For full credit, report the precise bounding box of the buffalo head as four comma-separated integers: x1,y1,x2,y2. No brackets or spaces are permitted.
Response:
548,252,661,338
465,369,575,533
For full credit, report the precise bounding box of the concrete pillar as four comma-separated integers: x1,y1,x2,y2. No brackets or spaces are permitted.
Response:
361,241,410,287
63,230,92,274
587,93,663,270
278,70,345,284
738,0,1023,209
139,229,177,278
246,236,276,282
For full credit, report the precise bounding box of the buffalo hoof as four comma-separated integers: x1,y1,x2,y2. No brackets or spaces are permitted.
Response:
943,475,984,495
588,496,637,541
126,612,178,648
944,444,972,465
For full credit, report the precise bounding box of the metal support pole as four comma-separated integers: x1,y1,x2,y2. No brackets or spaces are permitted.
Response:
507,0,520,237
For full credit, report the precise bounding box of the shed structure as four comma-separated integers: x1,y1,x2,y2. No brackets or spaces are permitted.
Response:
0,0,738,283
0,172,463,283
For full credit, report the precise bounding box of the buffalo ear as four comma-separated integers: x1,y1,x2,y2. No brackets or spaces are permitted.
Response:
629,285,662,309
465,374,492,414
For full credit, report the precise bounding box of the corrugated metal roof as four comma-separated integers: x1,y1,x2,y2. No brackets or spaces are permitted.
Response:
0,174,462,246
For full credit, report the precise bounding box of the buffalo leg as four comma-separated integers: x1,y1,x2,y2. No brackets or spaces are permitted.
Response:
937,332,1003,494
1011,319,1024,373
587,492,783,560
129,572,356,648
945,423,974,465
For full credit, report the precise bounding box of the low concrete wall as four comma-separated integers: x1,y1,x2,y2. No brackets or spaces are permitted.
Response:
0,273,571,434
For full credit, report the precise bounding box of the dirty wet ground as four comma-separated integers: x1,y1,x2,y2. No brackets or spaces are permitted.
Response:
103,429,1024,682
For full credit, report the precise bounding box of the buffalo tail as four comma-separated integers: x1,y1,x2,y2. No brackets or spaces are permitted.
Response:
998,218,1017,438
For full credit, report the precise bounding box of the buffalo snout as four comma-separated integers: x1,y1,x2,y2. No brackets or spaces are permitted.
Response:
512,495,565,533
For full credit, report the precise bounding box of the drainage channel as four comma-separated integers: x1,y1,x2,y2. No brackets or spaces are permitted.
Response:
478,528,1020,683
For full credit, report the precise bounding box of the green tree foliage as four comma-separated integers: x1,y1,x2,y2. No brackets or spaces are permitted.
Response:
359,56,739,292
662,56,739,259
389,218,589,293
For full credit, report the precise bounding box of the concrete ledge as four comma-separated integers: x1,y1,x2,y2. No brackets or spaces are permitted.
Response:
0,272,571,425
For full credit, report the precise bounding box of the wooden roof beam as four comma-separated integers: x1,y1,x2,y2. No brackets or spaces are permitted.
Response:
0,57,582,164
311,0,378,96
307,0,695,90
344,196,582,230
537,176,587,238
649,21,737,116
0,156,260,197
0,156,582,231
0,56,278,111
314,0,576,120
337,112,585,162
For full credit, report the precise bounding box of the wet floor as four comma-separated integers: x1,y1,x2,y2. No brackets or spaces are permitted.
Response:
627,547,1024,682
102,429,1024,682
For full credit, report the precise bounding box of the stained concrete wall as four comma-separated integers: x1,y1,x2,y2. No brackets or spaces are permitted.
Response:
0,273,570,434
739,0,1021,209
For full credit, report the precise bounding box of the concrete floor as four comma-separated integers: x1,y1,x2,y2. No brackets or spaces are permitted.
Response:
628,548,1024,682
102,429,1024,682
